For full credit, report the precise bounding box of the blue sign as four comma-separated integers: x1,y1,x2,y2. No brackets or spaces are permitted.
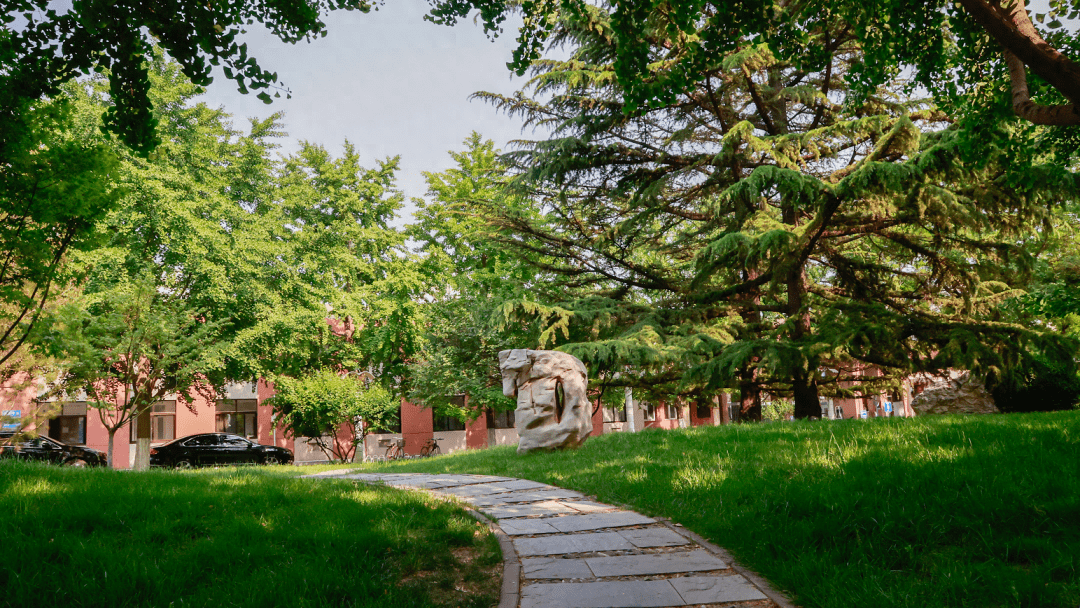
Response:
884,401,893,413
860,410,868,419
1,409,21,431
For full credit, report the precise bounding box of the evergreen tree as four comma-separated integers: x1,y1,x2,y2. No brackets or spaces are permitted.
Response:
467,6,1079,419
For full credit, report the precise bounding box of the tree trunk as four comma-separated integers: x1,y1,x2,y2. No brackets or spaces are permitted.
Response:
133,408,151,471
738,368,762,422
792,369,821,419
106,427,116,469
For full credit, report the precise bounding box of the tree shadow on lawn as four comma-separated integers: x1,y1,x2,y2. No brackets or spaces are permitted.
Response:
0,462,501,608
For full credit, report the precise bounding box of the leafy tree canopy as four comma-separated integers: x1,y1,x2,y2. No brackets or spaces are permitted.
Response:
432,0,1080,128
2,0,371,153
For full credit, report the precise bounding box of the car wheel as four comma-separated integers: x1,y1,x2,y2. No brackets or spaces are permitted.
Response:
175,460,195,470
63,458,89,467
264,455,282,465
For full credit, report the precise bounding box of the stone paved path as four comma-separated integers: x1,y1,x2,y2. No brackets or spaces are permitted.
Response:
304,471,794,608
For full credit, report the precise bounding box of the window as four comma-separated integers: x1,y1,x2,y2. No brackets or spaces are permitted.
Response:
433,414,465,432
642,402,656,421
603,404,626,423
487,409,515,429
216,399,257,439
222,435,251,447
130,401,176,442
49,401,87,444
665,402,679,420
696,402,712,419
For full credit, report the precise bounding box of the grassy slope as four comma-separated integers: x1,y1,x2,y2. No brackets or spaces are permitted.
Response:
0,464,500,608
355,411,1080,608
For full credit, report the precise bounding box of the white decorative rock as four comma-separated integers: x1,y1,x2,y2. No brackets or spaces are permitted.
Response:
499,349,593,454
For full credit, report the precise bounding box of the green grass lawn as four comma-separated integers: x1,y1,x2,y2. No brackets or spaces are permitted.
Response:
353,411,1080,608
0,463,501,608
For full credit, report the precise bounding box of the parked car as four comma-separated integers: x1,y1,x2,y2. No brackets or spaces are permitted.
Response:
0,433,108,467
149,433,293,468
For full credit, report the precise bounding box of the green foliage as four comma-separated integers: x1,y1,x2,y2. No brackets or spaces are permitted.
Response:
761,399,794,422
270,369,399,462
2,0,371,153
0,94,120,375
405,133,543,418
990,354,1080,412
29,55,412,465
433,0,1080,132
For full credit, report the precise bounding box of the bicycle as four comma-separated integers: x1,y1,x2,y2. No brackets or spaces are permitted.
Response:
420,436,441,458
384,438,405,461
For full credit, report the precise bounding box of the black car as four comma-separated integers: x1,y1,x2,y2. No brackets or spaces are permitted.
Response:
149,433,294,468
0,433,108,467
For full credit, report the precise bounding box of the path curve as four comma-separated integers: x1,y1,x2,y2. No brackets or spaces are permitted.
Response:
305,471,797,608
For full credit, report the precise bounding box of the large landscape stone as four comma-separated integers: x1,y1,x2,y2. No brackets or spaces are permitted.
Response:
500,349,593,454
910,370,997,414
514,532,635,556
520,580,684,608
585,549,727,577
670,575,768,603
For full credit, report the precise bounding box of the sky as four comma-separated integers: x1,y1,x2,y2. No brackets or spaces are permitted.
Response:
198,1,538,223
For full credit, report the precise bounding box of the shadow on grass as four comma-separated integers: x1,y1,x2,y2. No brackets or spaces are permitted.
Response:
0,463,500,608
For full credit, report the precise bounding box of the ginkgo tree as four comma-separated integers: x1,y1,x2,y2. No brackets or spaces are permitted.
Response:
34,55,412,467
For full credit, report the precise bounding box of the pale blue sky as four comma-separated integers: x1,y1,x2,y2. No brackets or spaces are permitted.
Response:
199,1,535,221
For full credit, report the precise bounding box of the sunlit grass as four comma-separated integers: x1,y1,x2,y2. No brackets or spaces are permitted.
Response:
348,410,1080,608
0,462,501,608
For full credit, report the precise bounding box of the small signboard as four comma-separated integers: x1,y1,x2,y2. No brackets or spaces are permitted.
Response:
1,409,21,431
860,410,868,419
884,401,893,414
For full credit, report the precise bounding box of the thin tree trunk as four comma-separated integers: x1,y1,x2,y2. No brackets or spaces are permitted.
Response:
106,427,116,469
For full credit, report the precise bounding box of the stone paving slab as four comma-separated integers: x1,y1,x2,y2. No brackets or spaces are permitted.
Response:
670,575,768,603
521,557,594,580
485,501,581,519
562,501,617,513
500,519,562,536
481,480,555,493
545,511,656,533
514,532,635,556
585,549,727,577
616,527,692,548
466,489,587,505
520,580,685,608
438,480,552,498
